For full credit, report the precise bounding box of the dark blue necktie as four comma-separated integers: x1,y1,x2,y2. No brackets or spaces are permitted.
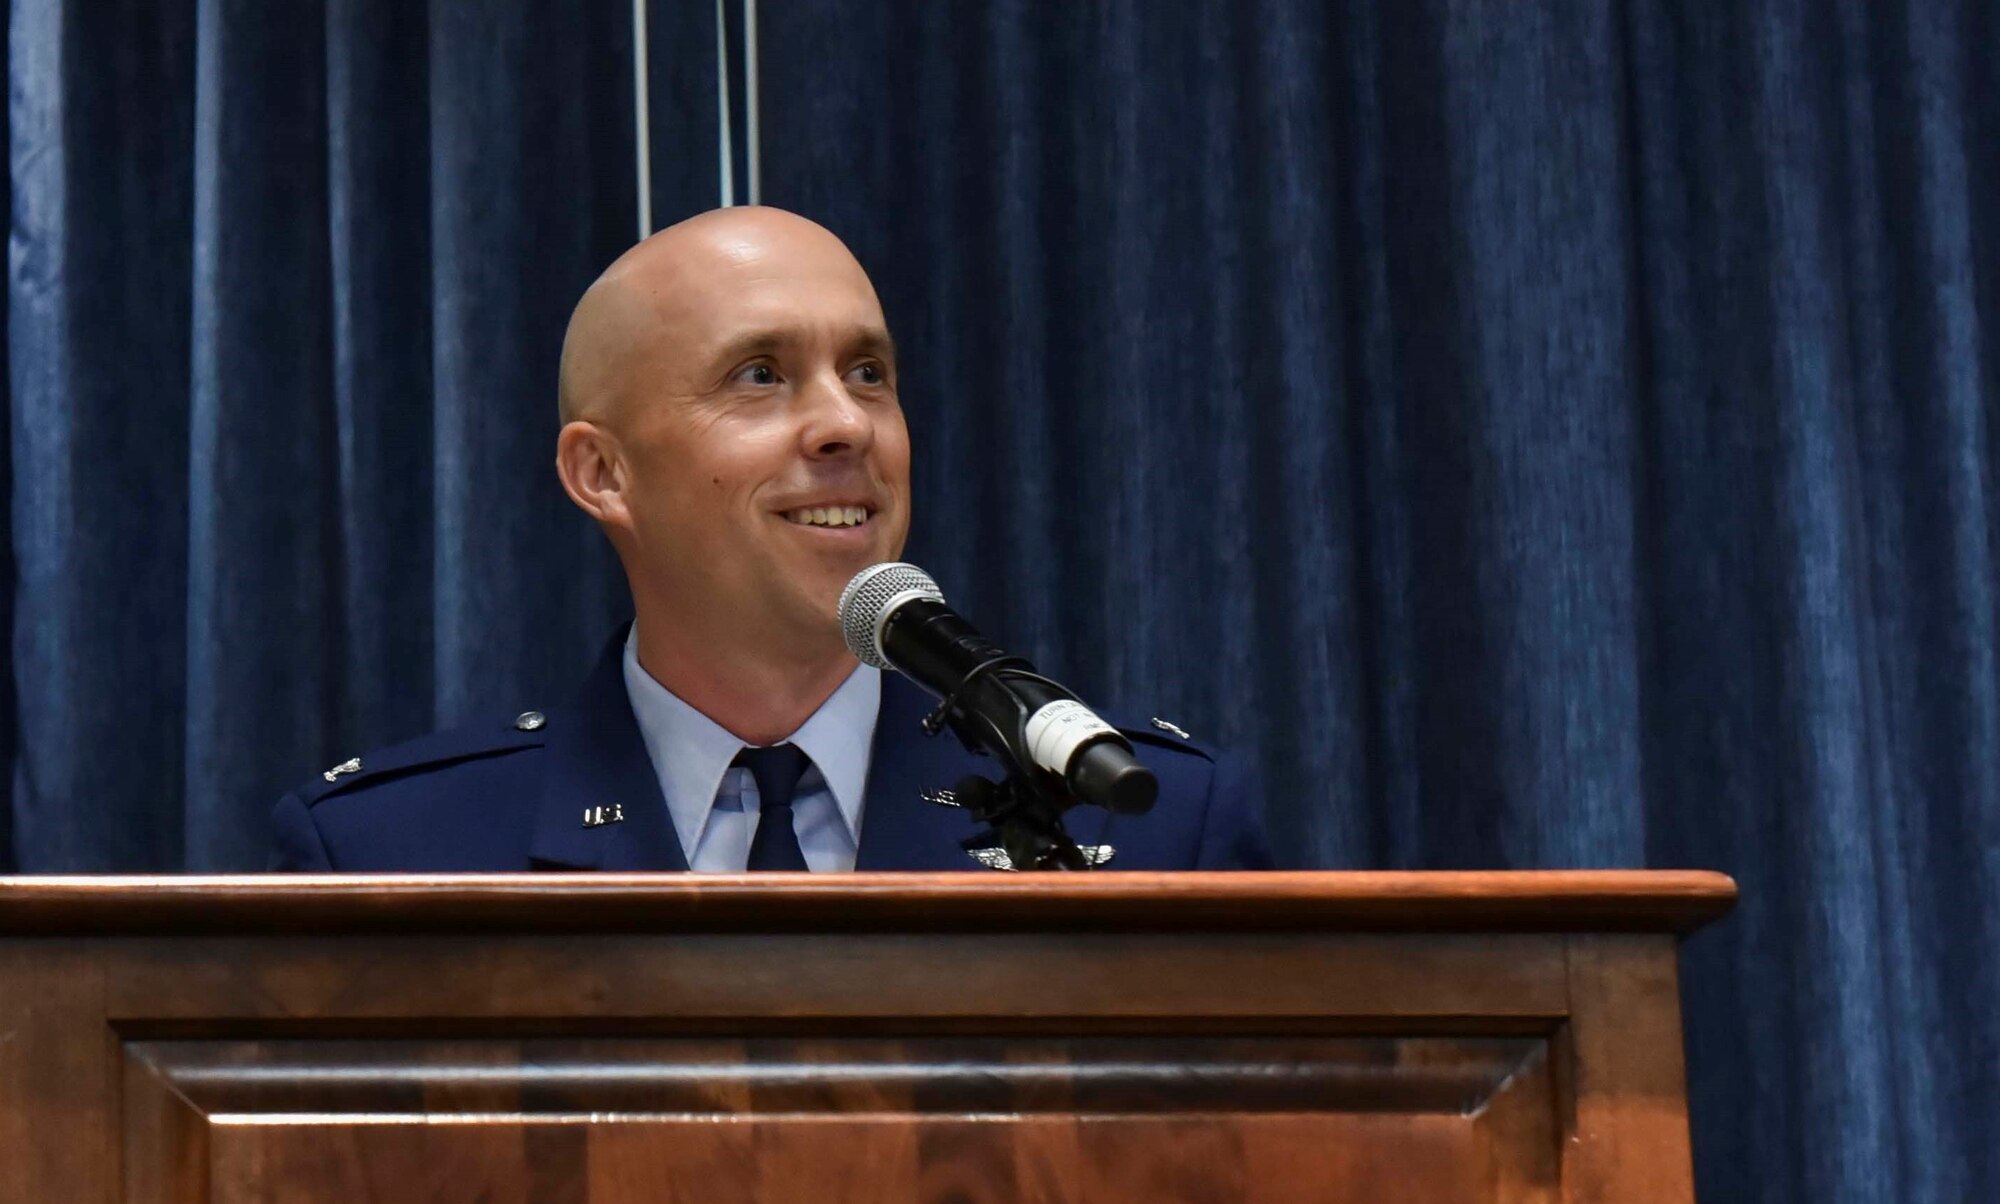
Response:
735,743,812,871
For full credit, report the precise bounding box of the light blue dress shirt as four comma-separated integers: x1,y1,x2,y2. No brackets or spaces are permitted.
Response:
621,626,880,872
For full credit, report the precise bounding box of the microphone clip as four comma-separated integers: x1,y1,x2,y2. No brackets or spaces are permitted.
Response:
950,772,1100,872
918,651,1036,739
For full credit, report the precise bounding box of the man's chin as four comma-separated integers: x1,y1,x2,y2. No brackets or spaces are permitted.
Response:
765,520,906,620
766,562,870,636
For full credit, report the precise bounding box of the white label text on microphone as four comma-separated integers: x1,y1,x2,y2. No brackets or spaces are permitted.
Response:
1024,699,1120,775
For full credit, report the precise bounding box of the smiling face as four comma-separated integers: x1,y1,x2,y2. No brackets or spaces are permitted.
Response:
557,209,912,660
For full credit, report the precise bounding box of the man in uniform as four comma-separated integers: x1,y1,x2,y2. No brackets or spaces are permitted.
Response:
269,206,1268,872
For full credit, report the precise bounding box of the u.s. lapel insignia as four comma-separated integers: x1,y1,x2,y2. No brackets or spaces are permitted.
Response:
920,788,963,809
322,757,362,783
582,804,625,828
967,845,1116,871
1150,717,1191,740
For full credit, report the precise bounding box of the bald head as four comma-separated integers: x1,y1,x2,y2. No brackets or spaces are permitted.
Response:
550,203,912,727
557,206,884,425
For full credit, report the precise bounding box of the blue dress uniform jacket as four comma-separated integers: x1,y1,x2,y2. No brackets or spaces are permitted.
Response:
268,630,1272,873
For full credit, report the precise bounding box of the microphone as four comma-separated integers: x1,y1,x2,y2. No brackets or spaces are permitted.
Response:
838,562,1158,815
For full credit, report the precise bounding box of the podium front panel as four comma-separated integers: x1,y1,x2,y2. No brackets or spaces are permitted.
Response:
0,872,1734,1203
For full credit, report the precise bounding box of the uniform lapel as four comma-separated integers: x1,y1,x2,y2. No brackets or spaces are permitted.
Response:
528,628,689,872
854,673,993,871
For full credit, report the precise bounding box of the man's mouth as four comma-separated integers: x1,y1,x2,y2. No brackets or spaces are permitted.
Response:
782,505,872,528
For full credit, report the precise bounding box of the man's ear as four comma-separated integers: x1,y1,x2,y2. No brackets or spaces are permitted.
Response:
555,420,632,532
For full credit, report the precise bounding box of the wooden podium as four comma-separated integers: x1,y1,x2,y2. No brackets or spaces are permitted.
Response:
0,871,1733,1202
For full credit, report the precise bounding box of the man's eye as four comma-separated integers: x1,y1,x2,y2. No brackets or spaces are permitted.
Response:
736,363,778,386
849,363,884,386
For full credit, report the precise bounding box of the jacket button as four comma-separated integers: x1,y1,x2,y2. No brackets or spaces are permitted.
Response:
514,710,546,732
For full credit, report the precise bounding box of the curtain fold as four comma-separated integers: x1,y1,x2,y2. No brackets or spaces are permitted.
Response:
9,0,637,871
6,2,1996,1201
10,0,196,870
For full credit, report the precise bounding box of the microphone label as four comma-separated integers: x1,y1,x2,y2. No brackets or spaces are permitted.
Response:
1024,699,1121,775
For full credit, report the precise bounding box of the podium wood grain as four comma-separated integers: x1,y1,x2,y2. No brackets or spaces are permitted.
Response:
0,871,1734,1203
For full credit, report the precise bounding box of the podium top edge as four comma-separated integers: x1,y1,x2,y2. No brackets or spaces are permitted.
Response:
0,870,1736,936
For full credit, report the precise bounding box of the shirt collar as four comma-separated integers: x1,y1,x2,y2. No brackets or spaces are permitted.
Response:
621,626,879,858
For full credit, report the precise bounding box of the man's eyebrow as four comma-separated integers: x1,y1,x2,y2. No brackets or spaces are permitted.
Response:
851,326,898,362
705,330,788,370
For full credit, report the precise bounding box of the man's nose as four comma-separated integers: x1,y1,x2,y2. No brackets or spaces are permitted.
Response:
797,371,874,458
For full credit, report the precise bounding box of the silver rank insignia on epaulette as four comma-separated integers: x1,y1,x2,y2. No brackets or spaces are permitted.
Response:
582,804,624,828
920,788,961,808
322,757,361,783
1150,717,1191,740
967,845,1116,871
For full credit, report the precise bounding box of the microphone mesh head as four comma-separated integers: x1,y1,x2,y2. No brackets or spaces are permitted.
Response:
838,562,942,668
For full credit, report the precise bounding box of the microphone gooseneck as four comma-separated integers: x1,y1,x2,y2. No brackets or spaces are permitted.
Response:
837,563,1158,816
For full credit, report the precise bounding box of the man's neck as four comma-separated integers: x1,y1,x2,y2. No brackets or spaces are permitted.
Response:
630,615,857,748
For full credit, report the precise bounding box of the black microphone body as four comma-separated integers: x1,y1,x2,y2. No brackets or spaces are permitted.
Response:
865,589,1158,816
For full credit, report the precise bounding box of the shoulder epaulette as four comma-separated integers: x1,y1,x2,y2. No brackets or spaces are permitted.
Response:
296,709,552,806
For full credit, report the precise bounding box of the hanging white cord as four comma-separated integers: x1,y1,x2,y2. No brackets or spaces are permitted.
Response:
744,0,760,204
632,0,653,237
715,0,735,206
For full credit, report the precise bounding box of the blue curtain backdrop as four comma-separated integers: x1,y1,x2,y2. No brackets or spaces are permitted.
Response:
7,2,1997,1202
